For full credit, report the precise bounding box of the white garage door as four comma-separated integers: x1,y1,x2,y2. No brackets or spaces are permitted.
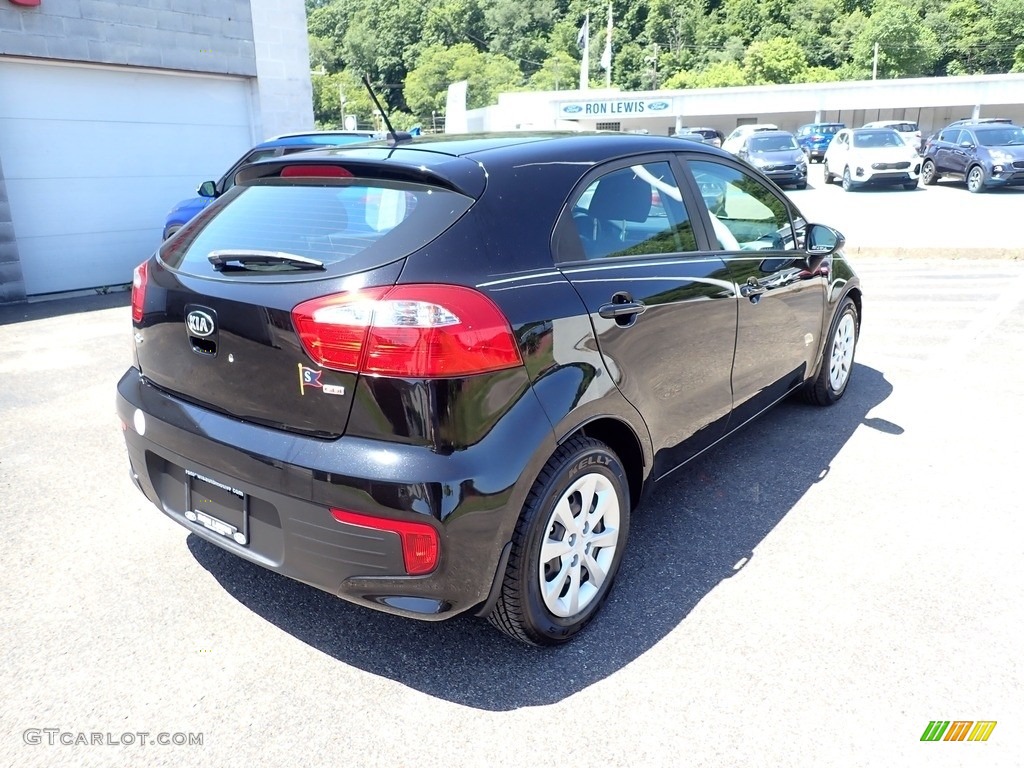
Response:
0,59,255,296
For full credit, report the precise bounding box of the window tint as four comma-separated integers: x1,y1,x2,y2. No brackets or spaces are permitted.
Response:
938,129,960,143
976,127,1024,146
852,130,904,148
571,162,697,260
749,135,798,152
688,160,796,252
160,179,474,275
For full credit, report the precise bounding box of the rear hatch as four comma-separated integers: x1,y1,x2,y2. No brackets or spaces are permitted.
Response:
134,157,479,437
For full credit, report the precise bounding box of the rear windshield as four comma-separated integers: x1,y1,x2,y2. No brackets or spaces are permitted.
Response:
160,179,474,276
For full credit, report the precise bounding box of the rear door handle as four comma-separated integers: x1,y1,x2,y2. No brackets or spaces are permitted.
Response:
598,300,646,319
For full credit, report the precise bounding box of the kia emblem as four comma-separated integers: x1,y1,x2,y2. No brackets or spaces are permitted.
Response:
186,310,216,338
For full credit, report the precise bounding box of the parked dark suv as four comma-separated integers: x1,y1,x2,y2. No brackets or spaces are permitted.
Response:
118,133,861,645
921,123,1024,192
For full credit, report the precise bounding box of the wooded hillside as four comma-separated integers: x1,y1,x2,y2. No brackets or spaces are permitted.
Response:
305,0,1024,129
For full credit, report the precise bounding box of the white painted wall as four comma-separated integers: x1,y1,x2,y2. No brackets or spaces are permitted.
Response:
0,59,254,295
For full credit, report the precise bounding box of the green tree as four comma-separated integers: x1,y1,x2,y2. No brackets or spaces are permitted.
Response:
404,44,522,118
528,52,580,91
743,37,809,83
851,0,940,78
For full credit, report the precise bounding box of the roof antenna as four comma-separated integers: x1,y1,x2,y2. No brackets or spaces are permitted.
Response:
362,73,412,146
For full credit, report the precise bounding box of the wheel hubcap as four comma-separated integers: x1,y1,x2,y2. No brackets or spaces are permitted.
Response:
969,169,982,190
829,314,856,392
539,472,620,618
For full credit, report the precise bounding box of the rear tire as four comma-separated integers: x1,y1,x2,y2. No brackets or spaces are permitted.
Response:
488,437,630,646
823,161,835,184
804,297,859,406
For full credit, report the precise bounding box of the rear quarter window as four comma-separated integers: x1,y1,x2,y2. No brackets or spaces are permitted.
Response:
160,179,474,277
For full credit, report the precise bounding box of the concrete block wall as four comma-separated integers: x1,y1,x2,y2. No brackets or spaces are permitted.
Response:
0,0,258,76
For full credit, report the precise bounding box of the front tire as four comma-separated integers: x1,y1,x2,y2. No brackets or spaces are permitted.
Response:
804,297,859,406
921,158,938,185
903,179,918,190
488,437,630,646
967,165,986,193
842,167,855,192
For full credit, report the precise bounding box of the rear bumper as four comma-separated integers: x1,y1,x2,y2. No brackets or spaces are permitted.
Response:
116,369,553,621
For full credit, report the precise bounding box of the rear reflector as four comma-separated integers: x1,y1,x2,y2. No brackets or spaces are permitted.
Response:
331,508,439,575
292,284,523,377
131,261,148,323
280,165,353,178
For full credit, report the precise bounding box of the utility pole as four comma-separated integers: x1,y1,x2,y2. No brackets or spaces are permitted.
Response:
872,42,879,80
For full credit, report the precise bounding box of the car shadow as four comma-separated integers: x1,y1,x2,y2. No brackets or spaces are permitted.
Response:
0,288,130,325
188,363,895,711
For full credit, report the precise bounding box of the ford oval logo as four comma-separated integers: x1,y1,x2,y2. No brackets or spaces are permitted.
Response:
648,101,669,111
186,310,215,338
563,105,583,114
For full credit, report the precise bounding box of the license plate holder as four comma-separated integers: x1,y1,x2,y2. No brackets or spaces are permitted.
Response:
184,469,249,546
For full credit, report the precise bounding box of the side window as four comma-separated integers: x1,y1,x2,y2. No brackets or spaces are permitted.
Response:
938,129,959,143
571,162,697,260
688,160,797,252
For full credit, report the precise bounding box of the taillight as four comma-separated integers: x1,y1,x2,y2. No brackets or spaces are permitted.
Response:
131,261,148,323
292,284,523,377
331,508,439,575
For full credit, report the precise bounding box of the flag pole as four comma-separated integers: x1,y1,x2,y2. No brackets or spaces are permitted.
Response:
604,4,613,88
579,13,590,91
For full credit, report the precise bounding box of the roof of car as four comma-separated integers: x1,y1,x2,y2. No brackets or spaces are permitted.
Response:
238,132,734,198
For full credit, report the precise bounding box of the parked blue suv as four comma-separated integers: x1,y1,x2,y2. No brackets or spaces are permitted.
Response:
795,123,845,163
162,131,379,239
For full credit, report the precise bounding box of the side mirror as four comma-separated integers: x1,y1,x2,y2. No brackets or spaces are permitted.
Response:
804,223,845,256
959,141,974,150
197,180,217,198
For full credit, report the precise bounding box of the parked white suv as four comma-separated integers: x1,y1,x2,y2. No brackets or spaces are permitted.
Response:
861,120,923,153
722,123,779,155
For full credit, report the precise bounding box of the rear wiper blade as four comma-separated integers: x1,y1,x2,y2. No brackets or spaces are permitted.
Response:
208,250,325,271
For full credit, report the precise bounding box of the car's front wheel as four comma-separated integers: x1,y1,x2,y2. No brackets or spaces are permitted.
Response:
921,159,938,185
841,167,855,192
488,436,630,646
967,165,986,193
804,297,859,406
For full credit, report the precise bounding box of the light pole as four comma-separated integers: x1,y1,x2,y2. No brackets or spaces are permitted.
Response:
432,110,437,133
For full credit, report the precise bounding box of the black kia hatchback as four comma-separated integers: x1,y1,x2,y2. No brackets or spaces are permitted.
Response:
117,133,861,646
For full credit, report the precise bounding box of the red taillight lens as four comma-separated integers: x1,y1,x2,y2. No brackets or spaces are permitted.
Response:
131,261,148,323
280,165,353,178
292,284,523,377
331,508,439,575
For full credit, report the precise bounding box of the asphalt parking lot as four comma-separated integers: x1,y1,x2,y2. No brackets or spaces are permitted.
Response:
2,179,1023,767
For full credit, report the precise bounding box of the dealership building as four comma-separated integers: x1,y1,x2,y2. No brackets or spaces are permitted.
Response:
0,0,313,302
457,73,1024,139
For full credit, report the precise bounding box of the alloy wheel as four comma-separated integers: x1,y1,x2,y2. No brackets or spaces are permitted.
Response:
538,472,621,618
829,313,856,392
967,166,985,193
